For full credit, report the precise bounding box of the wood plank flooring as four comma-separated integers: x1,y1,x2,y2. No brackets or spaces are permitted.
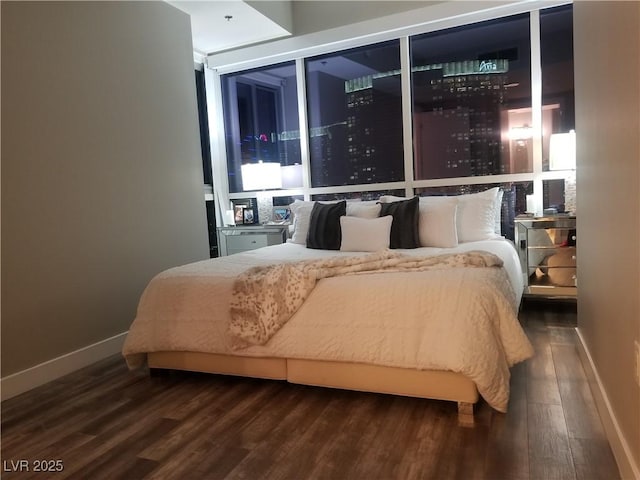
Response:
1,303,621,480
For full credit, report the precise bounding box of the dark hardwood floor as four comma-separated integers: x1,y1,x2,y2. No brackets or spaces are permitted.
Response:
1,303,620,480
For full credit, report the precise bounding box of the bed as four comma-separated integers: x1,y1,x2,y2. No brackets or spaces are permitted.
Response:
122,190,534,423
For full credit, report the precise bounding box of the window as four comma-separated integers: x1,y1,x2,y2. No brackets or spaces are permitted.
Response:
312,189,405,202
222,61,301,193
411,15,532,179
543,177,575,214
541,5,575,172
305,41,404,187
195,66,217,257
195,67,212,185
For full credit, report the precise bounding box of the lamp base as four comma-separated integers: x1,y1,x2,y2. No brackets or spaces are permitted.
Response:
564,171,576,215
256,192,274,224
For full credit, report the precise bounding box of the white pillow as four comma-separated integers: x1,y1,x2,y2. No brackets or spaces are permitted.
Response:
378,195,406,203
418,197,459,248
456,187,501,242
340,215,393,252
346,201,381,218
494,189,504,235
289,200,314,244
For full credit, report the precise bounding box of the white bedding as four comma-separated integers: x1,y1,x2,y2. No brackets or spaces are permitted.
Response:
123,239,532,412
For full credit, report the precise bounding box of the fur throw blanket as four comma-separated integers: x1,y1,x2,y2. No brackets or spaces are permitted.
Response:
229,250,503,347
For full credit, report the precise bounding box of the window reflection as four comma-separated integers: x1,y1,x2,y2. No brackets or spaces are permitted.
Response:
306,41,404,187
411,15,532,179
543,177,576,215
541,5,575,171
222,62,301,193
311,189,405,202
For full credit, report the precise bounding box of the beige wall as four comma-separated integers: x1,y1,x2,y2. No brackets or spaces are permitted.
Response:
1,1,210,376
574,1,640,474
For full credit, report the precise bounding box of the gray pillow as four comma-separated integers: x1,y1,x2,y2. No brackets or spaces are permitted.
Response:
379,196,420,249
306,201,347,250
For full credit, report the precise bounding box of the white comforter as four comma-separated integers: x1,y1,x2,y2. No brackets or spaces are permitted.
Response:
123,239,533,412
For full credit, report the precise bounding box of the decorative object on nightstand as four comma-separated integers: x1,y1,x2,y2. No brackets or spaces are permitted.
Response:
231,198,258,225
217,224,288,256
515,215,577,299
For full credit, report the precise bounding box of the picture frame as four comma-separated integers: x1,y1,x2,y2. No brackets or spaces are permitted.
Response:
273,207,291,222
234,205,245,225
232,198,259,225
242,208,255,224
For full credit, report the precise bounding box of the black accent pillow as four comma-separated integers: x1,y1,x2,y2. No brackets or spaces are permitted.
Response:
306,201,347,250
379,196,420,249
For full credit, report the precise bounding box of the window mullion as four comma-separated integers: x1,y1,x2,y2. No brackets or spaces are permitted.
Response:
400,36,415,198
204,66,232,227
295,58,311,200
530,10,544,215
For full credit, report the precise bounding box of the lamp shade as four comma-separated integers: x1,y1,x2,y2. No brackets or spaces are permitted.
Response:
280,164,303,189
241,162,282,191
549,130,576,170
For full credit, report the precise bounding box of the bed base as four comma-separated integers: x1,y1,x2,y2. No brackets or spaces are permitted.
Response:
148,351,479,424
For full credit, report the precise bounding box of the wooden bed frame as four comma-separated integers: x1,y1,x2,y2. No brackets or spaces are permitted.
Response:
148,351,479,424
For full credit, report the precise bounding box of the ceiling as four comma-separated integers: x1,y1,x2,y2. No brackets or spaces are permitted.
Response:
167,1,292,55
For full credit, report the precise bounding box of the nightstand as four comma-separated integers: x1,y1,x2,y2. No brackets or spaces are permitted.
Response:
515,216,577,299
217,225,289,256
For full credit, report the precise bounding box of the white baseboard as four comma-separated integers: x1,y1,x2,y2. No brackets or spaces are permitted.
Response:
575,328,640,480
1,332,128,401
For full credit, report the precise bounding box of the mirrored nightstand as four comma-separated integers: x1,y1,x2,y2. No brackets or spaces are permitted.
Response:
515,216,577,299
217,225,289,256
